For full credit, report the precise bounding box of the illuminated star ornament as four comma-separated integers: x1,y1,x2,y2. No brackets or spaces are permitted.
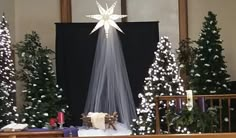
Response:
86,1,127,38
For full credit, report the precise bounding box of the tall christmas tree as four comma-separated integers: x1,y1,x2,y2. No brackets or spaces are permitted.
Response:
131,36,184,135
0,14,18,127
15,31,69,128
190,11,230,94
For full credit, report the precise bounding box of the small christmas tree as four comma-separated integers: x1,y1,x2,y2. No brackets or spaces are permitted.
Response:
131,36,184,135
0,14,18,127
165,103,218,134
15,31,69,128
190,11,230,94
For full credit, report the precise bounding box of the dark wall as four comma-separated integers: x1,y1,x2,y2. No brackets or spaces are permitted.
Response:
55,22,159,125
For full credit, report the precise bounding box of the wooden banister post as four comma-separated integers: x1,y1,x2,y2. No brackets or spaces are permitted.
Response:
228,98,231,132
219,99,222,132
155,97,160,134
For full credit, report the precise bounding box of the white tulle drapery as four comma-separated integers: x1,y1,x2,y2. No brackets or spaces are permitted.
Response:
84,27,137,127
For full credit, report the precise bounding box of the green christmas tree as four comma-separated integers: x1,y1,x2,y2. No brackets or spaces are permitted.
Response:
131,36,184,135
176,38,195,90
15,31,69,128
190,11,230,94
165,103,218,133
0,14,18,127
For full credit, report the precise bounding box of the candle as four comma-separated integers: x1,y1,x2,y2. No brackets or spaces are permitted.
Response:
49,118,57,128
186,90,193,111
57,112,64,124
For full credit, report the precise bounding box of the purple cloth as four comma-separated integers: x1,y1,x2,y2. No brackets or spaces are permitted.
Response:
198,97,206,112
176,98,182,112
62,128,78,137
26,127,78,137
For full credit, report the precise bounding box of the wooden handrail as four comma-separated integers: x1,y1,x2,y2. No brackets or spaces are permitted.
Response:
156,94,236,100
155,94,236,134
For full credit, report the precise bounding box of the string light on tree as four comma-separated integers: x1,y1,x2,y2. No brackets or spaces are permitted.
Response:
0,14,18,127
131,36,184,135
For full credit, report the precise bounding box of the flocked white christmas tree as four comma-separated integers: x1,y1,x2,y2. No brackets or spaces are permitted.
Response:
190,11,231,94
131,36,184,135
0,14,18,127
15,31,69,128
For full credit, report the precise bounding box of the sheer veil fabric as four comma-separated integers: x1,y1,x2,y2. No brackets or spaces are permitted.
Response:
84,27,137,127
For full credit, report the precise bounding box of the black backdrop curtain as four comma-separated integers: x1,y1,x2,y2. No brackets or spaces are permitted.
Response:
56,22,159,125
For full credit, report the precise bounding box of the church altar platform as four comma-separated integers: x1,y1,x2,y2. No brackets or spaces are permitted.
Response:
0,131,63,138
0,128,78,138
78,133,236,138
1,132,236,138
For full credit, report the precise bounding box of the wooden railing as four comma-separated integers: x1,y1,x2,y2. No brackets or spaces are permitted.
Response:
78,133,236,138
155,94,236,134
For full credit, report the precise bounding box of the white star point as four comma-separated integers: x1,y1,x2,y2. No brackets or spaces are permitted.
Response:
87,1,127,38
